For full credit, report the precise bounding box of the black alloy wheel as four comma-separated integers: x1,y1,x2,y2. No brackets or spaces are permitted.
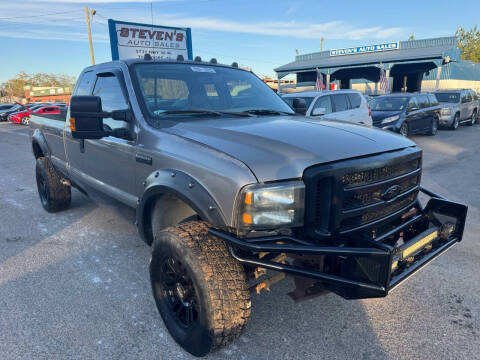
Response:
156,256,199,329
36,169,50,208
399,122,409,137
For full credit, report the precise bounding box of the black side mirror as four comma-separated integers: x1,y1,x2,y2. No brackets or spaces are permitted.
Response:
69,95,131,139
292,98,307,115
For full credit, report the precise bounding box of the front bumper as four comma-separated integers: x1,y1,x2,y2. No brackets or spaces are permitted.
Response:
439,114,455,125
210,186,467,299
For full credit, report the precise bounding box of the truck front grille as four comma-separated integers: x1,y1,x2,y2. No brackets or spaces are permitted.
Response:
303,147,422,238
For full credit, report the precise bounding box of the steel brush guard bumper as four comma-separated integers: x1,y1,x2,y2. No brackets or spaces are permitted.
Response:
209,187,467,299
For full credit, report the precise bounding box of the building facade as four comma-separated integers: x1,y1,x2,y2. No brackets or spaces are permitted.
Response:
275,37,480,94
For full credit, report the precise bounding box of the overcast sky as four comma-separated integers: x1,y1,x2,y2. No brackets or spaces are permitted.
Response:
0,0,478,82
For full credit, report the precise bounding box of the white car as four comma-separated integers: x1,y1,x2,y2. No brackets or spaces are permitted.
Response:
282,90,372,126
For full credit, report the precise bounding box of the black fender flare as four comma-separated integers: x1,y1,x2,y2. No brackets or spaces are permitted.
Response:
31,129,50,159
136,169,227,245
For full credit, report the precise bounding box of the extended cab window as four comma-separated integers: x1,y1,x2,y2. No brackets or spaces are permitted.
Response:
332,94,349,112
92,74,129,131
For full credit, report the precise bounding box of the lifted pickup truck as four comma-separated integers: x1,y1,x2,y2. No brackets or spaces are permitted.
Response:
29,57,467,357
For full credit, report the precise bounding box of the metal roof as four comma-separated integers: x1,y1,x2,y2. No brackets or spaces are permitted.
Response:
275,37,459,76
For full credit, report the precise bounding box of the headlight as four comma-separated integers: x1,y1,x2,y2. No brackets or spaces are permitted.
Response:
441,108,453,115
381,115,400,124
234,181,305,230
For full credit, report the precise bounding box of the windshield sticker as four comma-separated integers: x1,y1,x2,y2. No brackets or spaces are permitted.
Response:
190,66,216,73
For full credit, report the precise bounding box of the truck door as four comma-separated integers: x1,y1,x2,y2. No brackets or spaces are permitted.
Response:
79,70,137,206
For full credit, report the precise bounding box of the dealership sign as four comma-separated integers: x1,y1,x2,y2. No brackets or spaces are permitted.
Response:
108,19,192,61
329,42,399,57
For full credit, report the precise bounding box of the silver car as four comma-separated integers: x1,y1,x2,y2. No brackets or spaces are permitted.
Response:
435,89,479,129
282,90,372,126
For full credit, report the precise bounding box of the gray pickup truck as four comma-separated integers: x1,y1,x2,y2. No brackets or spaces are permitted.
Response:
29,57,467,357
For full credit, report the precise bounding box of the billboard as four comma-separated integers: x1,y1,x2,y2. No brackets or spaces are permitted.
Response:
330,42,399,57
108,19,192,60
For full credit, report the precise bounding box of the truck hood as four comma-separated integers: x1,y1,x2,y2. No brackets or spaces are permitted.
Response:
165,116,415,182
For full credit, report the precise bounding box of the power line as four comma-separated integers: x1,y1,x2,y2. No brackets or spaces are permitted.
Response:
0,16,83,31
0,9,81,21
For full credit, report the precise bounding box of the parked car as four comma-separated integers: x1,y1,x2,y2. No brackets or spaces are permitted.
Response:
9,105,61,125
282,90,372,126
371,93,441,136
433,89,478,129
0,104,22,122
29,58,467,357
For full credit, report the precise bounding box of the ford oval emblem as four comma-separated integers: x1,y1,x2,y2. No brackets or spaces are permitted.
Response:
381,185,401,201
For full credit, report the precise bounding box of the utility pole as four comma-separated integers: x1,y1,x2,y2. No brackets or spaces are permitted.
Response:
320,37,324,51
85,6,95,65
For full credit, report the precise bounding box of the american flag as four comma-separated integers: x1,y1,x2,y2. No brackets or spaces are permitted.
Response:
315,69,324,91
379,68,389,93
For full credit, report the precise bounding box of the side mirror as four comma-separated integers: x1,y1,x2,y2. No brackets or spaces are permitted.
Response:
311,107,326,116
292,98,307,115
69,95,131,140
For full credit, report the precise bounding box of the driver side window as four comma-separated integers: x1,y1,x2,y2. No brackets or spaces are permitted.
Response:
92,74,129,131
312,96,332,115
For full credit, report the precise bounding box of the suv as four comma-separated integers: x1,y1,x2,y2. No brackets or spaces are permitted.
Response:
29,58,467,357
434,89,478,129
282,90,372,126
371,93,441,136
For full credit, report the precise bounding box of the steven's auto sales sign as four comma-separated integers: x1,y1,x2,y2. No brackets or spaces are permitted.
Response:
108,19,192,61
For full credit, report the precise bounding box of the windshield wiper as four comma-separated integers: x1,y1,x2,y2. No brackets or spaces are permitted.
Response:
240,109,293,116
155,109,253,117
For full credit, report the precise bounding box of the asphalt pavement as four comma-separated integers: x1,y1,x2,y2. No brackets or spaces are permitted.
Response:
0,122,479,360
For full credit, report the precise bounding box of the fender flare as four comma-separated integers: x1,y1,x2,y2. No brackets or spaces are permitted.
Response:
136,169,227,245
31,129,50,159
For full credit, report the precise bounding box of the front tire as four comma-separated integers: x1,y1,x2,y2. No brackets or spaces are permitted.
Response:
35,157,71,212
399,122,409,137
450,113,460,130
150,221,251,357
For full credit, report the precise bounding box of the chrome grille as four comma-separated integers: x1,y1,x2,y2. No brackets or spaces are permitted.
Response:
303,147,422,237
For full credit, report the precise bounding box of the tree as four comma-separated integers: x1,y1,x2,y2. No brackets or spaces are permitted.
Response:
456,25,480,63
408,34,415,41
0,72,76,98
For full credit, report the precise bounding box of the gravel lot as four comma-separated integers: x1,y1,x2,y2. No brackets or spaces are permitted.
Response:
0,122,479,360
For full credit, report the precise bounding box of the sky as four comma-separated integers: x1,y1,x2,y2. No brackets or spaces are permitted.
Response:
0,0,479,83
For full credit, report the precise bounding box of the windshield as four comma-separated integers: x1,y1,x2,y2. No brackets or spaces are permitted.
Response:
133,63,294,123
435,93,460,103
283,96,314,109
370,97,409,111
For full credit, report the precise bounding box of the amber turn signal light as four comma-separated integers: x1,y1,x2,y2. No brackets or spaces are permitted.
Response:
69,117,76,131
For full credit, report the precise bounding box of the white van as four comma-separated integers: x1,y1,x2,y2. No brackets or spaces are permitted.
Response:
282,90,372,126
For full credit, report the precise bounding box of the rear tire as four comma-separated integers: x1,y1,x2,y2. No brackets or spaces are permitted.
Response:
35,157,71,212
399,122,409,137
150,221,251,357
450,113,460,130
